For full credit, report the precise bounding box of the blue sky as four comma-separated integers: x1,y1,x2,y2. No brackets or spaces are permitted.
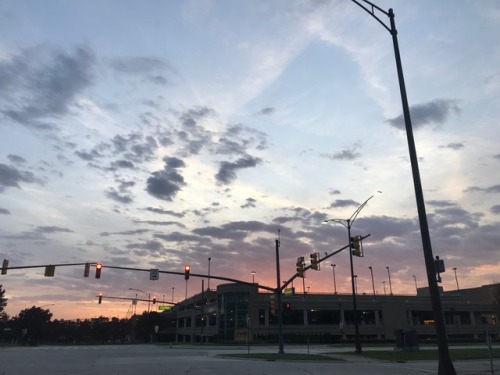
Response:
0,0,499,320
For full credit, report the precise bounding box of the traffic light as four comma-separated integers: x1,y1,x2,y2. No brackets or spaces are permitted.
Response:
152,296,157,304
310,253,319,270
98,292,103,304
351,236,362,257
296,256,305,277
84,263,90,277
95,263,102,279
1,259,9,275
44,265,55,277
184,265,190,280
283,302,292,311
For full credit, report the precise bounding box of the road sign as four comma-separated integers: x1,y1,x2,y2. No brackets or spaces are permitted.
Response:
158,305,172,311
150,268,159,280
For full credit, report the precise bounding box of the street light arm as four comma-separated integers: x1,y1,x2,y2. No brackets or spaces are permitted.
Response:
322,218,347,228
349,194,374,225
350,0,392,34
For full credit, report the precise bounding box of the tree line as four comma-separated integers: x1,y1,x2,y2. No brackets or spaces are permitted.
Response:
0,285,170,345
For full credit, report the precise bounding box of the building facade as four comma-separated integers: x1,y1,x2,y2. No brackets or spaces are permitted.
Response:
160,282,499,344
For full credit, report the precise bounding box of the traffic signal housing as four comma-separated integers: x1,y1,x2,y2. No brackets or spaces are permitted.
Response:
296,256,305,278
98,292,103,304
152,296,157,304
95,263,102,279
310,253,319,270
44,265,55,277
184,265,190,280
84,263,90,277
1,259,9,275
351,236,363,257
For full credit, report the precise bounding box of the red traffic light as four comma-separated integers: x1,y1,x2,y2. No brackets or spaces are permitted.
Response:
95,263,103,279
184,265,190,280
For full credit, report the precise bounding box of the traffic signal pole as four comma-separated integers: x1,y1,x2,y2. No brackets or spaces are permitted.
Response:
275,238,284,354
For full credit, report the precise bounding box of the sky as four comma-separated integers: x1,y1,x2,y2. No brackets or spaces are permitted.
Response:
0,0,499,320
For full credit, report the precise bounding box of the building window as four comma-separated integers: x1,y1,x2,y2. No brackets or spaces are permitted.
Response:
308,309,340,325
218,292,249,340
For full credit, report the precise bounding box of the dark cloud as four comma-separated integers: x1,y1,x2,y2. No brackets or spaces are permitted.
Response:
0,164,42,193
105,188,133,204
386,99,460,130
146,157,186,201
131,220,186,228
428,200,456,208
215,156,262,185
491,205,500,215
110,160,136,170
493,154,500,160
0,208,11,215
142,207,186,218
75,150,101,162
126,240,165,252
99,229,150,237
154,231,202,242
320,148,361,161
215,124,268,157
329,189,341,195
175,107,215,156
329,199,359,209
241,197,257,209
0,46,95,126
109,56,171,75
259,107,275,115
439,142,464,150
35,226,74,234
111,133,159,163
464,185,500,194
7,154,26,165
192,226,248,241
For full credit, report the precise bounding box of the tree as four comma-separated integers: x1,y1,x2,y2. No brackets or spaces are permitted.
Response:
13,306,53,345
0,284,7,313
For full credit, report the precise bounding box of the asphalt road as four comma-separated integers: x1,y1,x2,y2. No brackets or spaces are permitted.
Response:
0,344,496,375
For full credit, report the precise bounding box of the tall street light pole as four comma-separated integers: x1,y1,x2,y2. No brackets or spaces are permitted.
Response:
369,266,375,296
413,275,418,294
453,267,460,291
251,271,256,284
386,266,393,295
349,2,456,373
208,257,211,291
324,194,378,354
331,264,337,294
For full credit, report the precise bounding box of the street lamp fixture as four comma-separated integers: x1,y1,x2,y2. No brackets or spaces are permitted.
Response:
349,1,456,373
251,271,256,283
129,288,151,312
323,193,378,354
